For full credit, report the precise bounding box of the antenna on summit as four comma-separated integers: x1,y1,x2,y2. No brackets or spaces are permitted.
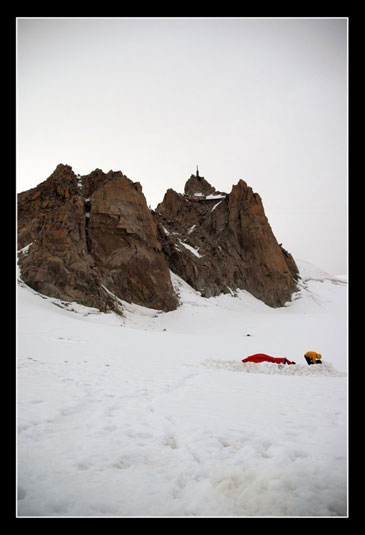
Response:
196,165,199,177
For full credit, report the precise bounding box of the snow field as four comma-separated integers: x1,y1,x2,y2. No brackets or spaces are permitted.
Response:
17,260,348,516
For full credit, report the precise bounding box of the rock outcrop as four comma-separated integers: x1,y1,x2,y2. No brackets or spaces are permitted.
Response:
17,164,298,313
154,172,298,307
17,164,178,313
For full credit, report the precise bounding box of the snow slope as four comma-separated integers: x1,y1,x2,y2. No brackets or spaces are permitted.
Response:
17,260,348,517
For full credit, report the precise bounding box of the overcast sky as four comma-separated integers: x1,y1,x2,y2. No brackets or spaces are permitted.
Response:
17,17,348,274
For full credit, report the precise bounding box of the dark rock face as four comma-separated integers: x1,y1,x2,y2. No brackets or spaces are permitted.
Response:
17,164,298,313
86,173,178,312
154,173,299,307
17,164,178,314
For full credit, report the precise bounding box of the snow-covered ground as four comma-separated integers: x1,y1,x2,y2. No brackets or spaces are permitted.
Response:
16,259,348,517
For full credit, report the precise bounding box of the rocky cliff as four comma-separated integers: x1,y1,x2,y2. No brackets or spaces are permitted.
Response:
17,164,178,314
154,172,298,307
17,165,298,313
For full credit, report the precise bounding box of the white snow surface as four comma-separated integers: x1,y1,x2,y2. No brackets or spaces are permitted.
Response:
177,239,202,258
17,259,348,517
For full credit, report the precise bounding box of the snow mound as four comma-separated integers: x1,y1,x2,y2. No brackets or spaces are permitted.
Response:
201,359,346,377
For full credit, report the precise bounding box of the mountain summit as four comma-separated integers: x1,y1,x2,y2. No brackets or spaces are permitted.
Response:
17,165,178,314
17,165,298,313
154,172,298,307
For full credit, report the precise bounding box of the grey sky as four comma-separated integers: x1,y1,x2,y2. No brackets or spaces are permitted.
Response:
17,17,348,274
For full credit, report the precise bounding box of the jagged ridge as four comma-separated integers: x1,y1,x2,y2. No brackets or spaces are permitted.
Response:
154,172,298,307
17,164,298,313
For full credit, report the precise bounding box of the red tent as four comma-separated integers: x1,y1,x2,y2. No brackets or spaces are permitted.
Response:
242,354,295,365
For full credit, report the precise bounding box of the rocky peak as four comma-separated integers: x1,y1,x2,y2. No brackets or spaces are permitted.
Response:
184,172,217,197
49,163,76,182
18,164,178,314
80,168,132,199
18,164,299,313
26,163,80,201
154,172,299,307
